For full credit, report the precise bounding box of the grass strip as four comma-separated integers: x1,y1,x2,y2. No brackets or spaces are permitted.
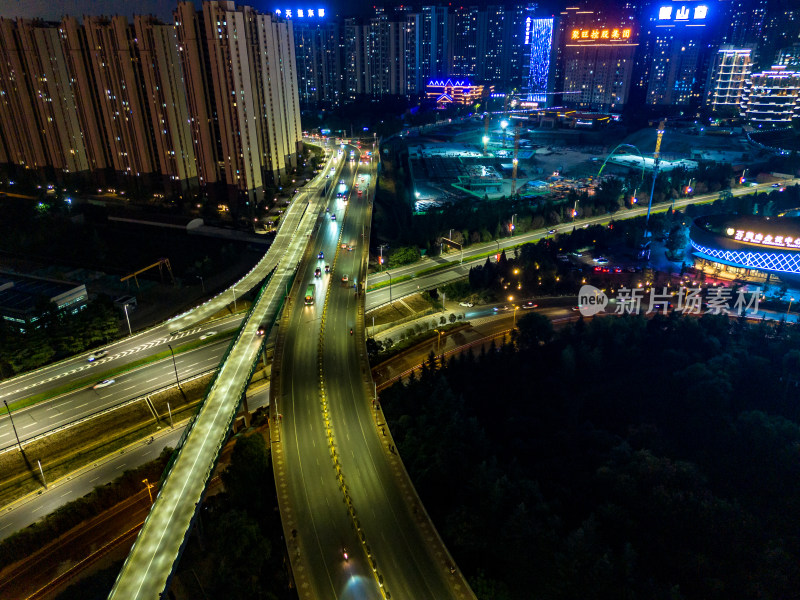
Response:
6,332,232,414
366,273,413,291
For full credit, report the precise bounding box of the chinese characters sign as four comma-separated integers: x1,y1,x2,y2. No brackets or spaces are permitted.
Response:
569,28,632,43
275,8,325,18
726,227,800,250
657,3,709,24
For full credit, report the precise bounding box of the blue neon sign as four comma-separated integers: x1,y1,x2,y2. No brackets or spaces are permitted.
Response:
274,8,326,18
657,2,709,25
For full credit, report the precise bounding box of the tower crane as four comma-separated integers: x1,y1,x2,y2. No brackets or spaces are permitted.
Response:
511,123,521,196
643,119,666,237
483,113,490,155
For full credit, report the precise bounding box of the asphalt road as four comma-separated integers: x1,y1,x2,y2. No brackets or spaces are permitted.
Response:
365,180,800,310
278,151,468,599
3,180,796,458
0,425,184,542
0,332,234,451
279,155,381,599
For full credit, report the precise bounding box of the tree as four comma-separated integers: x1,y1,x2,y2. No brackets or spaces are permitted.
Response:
512,312,553,350
665,225,688,260
221,433,271,516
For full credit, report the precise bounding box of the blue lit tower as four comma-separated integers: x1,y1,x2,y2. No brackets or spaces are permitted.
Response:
523,17,555,104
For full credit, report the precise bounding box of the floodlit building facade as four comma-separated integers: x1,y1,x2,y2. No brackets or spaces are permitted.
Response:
707,45,753,112
741,65,800,127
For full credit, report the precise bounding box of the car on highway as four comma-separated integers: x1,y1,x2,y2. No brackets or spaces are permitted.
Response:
315,267,322,278
341,274,349,282
331,214,336,221
548,229,557,234
459,301,474,307
492,305,510,312
346,245,354,251
199,331,217,340
325,264,331,273
593,256,609,264
93,379,115,389
522,301,538,309
257,325,266,336
87,350,108,362
318,251,324,259
613,267,623,273
772,183,780,187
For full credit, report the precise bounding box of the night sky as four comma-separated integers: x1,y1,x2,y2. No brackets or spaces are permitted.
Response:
0,0,568,21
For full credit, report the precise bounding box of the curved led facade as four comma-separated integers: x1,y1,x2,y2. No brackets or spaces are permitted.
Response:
690,215,800,275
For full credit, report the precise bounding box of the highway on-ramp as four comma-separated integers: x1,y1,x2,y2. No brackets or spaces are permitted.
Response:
107,157,336,599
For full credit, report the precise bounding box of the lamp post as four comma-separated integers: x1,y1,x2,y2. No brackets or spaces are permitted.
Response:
196,275,205,294
166,401,174,428
434,329,444,354
168,344,181,391
387,270,392,303
142,478,154,503
512,304,520,327
123,303,132,336
500,120,509,146
787,297,795,316
232,286,237,311
482,135,489,155
3,399,22,452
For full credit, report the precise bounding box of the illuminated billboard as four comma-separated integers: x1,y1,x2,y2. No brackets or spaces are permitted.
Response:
525,18,554,103
656,1,710,27
568,27,633,44
274,7,326,18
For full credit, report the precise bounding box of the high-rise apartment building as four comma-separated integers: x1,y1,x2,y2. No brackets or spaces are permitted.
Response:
450,6,479,79
343,17,367,98
555,6,637,112
0,19,48,171
741,65,800,126
0,1,301,204
645,0,724,107
420,5,449,80
292,19,342,107
134,15,198,191
83,15,158,179
707,45,753,113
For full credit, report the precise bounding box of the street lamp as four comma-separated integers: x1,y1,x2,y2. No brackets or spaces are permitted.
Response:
386,270,392,303
167,344,181,391
196,275,205,294
142,478,155,503
434,329,444,354
232,285,237,311
122,303,132,337
787,297,795,315
482,135,489,154
512,304,519,327
3,399,22,452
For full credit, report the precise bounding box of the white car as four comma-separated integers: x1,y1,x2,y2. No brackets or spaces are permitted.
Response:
93,379,115,389
87,350,108,362
200,331,217,340
459,301,474,307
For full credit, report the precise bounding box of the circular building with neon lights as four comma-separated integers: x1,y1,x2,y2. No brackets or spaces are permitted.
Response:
690,215,800,281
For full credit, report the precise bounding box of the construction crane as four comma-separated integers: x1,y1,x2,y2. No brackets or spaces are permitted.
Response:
643,119,666,237
511,123,521,196
121,258,174,288
483,113,490,155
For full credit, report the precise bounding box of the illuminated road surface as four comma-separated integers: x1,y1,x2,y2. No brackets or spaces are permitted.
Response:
107,161,334,600
276,153,474,599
